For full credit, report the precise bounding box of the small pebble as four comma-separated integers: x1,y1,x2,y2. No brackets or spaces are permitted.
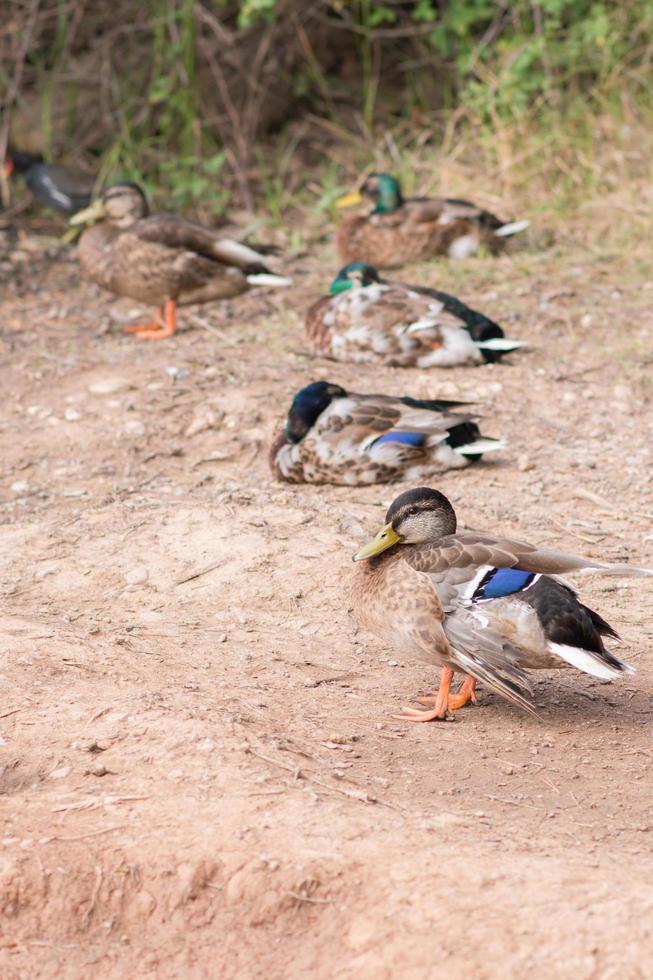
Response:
88,378,131,395
124,565,148,586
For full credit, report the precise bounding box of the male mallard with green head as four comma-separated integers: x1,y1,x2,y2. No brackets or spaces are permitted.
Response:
70,183,290,339
336,173,528,267
306,263,522,367
352,487,651,720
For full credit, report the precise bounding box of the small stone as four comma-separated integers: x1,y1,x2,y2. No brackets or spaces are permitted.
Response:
11,480,29,494
49,765,72,779
517,455,534,472
124,565,148,586
88,378,131,395
580,314,593,328
124,419,145,436
64,408,82,422
90,765,110,777
185,407,225,438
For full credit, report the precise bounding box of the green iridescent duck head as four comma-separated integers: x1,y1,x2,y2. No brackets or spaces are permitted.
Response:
328,262,381,295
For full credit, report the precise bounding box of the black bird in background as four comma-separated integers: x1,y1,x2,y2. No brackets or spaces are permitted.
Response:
3,149,95,215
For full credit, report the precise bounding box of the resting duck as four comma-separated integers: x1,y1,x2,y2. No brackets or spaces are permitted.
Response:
336,173,528,267
270,381,504,484
352,487,651,720
3,149,94,215
305,263,522,367
70,183,290,339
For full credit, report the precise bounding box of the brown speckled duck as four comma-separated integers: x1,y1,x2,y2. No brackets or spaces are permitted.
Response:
270,381,505,485
336,173,528,267
352,487,651,721
70,183,290,339
306,263,522,367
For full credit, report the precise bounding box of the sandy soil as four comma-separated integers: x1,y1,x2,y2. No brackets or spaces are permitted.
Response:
1,225,652,979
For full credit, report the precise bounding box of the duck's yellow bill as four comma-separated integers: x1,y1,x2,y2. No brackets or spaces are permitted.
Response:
69,198,106,226
60,225,83,245
352,523,401,561
336,190,363,209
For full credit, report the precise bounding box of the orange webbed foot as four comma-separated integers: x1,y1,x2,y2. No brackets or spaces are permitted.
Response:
447,675,478,712
391,667,454,723
392,703,452,723
123,300,177,340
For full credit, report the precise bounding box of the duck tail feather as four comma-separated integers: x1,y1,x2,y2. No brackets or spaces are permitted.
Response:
454,437,506,456
213,238,269,266
494,219,530,238
548,642,634,679
246,273,292,287
474,338,525,351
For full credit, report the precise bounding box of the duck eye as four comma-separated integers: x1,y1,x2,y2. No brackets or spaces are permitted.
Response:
407,507,418,516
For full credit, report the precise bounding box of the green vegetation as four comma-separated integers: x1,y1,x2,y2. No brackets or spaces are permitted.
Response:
2,1,652,237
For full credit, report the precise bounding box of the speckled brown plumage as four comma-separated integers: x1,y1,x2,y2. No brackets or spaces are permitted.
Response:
78,212,261,307
350,487,648,718
304,295,334,356
336,198,506,269
270,384,501,485
303,277,518,368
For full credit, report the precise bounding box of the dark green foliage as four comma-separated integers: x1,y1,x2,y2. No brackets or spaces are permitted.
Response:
1,1,652,214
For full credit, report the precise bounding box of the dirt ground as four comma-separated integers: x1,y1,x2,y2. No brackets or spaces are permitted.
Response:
1,220,652,979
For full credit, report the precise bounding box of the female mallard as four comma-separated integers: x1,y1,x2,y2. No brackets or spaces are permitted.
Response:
70,183,290,339
3,148,94,215
352,487,651,720
306,263,522,367
336,173,528,266
270,381,504,484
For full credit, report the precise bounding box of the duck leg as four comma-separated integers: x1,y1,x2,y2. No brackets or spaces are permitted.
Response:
392,666,454,722
447,674,477,711
124,299,177,340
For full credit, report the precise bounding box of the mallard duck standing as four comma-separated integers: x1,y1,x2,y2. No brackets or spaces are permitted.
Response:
70,183,290,339
270,381,504,484
306,263,522,367
352,487,651,720
336,173,528,267
3,149,94,215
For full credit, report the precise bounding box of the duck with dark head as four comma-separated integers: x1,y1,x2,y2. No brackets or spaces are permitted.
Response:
336,172,528,267
351,487,651,722
305,262,523,367
270,381,505,484
3,148,94,215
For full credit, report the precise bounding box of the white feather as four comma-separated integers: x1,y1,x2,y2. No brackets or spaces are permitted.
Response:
548,643,633,679
406,317,440,334
474,338,525,351
245,273,292,287
494,219,530,238
454,438,506,456
463,566,495,603
39,172,73,210
448,234,479,259
215,238,268,265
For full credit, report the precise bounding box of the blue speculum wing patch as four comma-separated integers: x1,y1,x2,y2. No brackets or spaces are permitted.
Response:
372,431,425,447
473,567,536,601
